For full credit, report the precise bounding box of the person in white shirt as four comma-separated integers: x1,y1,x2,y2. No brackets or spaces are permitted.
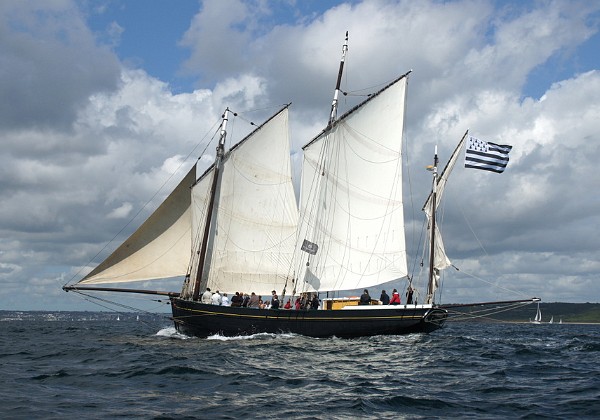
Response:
211,290,222,306
221,293,230,306
201,288,212,304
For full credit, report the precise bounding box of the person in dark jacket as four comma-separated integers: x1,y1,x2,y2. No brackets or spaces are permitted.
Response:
311,294,320,310
271,295,280,309
230,292,243,307
406,286,414,305
359,289,371,305
379,290,390,305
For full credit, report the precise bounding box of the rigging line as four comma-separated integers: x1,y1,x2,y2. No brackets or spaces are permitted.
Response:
341,78,395,97
409,216,427,289
295,131,331,283
335,128,357,291
76,291,168,317
401,85,421,285
453,195,533,298
305,131,338,292
458,200,489,258
73,290,172,320
447,300,533,317
324,128,349,291
226,104,291,130
64,117,222,287
457,267,531,298
196,122,222,166
445,302,533,322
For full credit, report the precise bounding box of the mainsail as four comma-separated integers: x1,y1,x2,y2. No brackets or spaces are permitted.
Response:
295,74,410,293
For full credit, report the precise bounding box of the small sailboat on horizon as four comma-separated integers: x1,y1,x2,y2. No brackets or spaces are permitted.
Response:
530,302,542,324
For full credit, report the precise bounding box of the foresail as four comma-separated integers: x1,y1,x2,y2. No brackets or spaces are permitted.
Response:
79,165,196,284
296,75,409,293
192,107,299,296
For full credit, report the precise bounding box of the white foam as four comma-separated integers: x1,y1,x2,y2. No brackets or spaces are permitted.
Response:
155,326,189,339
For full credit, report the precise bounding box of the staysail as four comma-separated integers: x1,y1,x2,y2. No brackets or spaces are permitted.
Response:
79,165,196,284
187,106,299,296
295,74,410,293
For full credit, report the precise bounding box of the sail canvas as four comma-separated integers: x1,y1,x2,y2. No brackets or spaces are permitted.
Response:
296,76,409,292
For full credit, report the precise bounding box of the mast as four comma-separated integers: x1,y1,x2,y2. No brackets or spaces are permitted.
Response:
192,108,230,300
328,31,349,127
300,32,349,287
427,145,439,304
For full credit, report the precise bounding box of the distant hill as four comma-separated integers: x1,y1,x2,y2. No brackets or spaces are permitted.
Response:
445,302,600,323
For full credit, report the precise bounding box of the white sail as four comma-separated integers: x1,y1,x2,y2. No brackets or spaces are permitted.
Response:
536,304,542,322
79,165,196,284
549,316,554,324
193,107,299,296
295,75,409,292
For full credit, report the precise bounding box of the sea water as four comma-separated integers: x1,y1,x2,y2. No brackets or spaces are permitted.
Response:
1,311,599,419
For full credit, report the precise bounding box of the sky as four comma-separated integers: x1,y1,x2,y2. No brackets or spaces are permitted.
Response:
1,0,599,312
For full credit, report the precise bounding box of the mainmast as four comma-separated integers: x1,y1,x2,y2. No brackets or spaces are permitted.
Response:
298,32,349,296
426,145,439,304
328,31,349,127
192,108,230,300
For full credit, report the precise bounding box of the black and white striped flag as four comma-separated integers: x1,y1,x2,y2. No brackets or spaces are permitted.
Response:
465,136,512,173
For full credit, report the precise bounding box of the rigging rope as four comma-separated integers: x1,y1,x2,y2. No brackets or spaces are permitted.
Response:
444,300,535,323
69,290,173,326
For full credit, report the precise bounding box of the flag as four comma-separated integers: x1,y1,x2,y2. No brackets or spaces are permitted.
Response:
465,136,512,173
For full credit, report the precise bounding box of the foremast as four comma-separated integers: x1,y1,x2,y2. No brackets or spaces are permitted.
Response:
191,108,230,301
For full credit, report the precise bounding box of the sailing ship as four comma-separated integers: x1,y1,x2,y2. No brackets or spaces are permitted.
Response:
530,302,542,324
549,316,554,324
63,34,534,338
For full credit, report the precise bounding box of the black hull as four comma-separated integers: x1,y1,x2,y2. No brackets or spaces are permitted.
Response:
170,298,447,338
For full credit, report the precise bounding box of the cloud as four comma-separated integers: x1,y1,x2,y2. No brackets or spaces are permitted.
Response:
0,1,121,130
107,202,133,219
